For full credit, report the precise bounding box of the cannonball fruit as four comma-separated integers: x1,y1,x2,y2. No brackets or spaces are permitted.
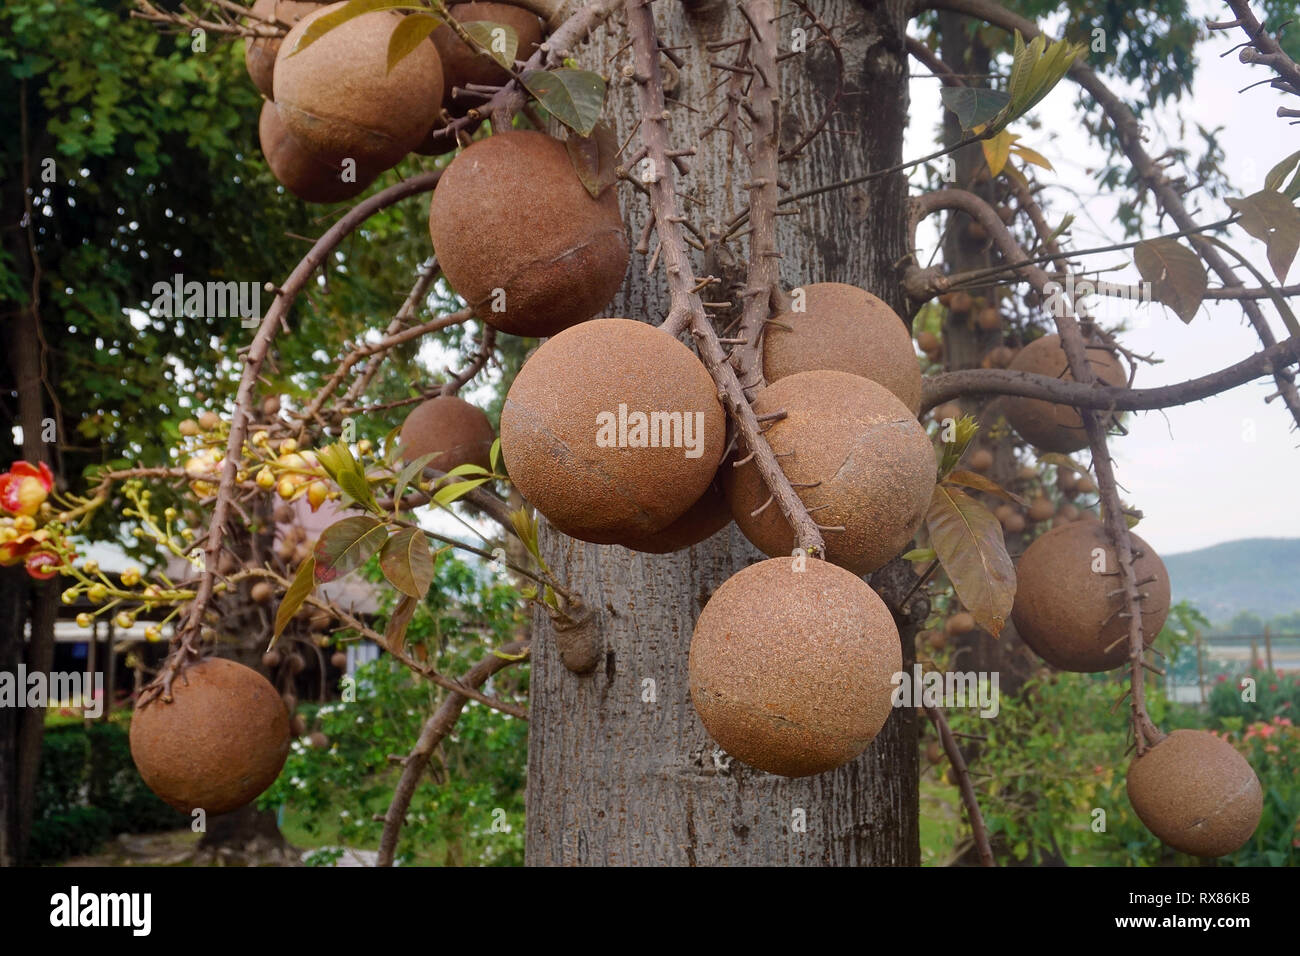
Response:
244,0,324,99
1028,495,1055,522
1012,521,1171,672
129,658,290,814
399,395,496,474
435,2,543,114
250,580,274,604
725,370,935,575
259,102,375,203
330,651,348,670
1126,729,1263,857
620,472,732,554
275,4,443,171
429,131,628,337
1004,334,1126,452
499,318,725,545
763,283,922,415
967,448,993,472
689,558,902,777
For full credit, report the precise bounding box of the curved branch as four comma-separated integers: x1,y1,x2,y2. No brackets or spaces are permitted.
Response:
141,171,443,706
916,0,1300,431
377,640,530,867
921,335,1300,411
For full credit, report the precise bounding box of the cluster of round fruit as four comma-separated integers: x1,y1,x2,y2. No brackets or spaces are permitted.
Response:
248,1,543,203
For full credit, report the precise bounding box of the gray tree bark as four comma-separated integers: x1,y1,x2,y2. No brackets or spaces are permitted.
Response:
526,0,922,866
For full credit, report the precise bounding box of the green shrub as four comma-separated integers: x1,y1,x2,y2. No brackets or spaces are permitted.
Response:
28,720,187,863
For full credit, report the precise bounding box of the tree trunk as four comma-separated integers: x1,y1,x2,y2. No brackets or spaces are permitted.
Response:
526,0,921,866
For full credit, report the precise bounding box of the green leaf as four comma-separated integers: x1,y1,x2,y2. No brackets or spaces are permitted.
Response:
1265,149,1300,193
387,13,442,74
314,516,389,582
521,69,606,136
290,0,414,56
318,441,381,513
432,477,490,507
937,414,980,478
461,20,518,68
902,547,937,562
385,595,419,655
926,485,1016,637
489,437,501,473
379,526,435,597
391,452,438,510
565,122,621,198
944,469,1027,506
1133,237,1208,323
940,86,1011,131
272,557,316,645
442,463,492,478
1225,190,1300,284
510,507,541,562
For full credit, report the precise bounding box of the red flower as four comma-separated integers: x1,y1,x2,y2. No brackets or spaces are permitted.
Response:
0,462,53,516
23,550,58,580
1271,683,1280,692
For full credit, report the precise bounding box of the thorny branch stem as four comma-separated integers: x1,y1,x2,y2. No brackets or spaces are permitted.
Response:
623,0,825,555
925,704,995,866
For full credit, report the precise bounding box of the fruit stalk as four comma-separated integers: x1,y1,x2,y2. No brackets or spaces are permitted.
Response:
624,0,825,556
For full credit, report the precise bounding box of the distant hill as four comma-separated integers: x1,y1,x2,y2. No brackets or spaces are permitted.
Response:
1162,538,1300,623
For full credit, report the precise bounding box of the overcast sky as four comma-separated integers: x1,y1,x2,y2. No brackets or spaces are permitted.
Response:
905,2,1299,555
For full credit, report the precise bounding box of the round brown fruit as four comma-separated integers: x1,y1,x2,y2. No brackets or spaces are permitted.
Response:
689,558,901,778
129,658,290,814
259,103,375,203
274,4,443,170
290,713,307,736
244,0,324,99
1028,495,1055,522
435,3,543,115
499,318,725,544
983,345,1016,368
619,471,732,554
994,503,1015,525
1004,334,1125,452
763,283,922,415
949,291,973,314
398,395,496,474
262,649,282,669
308,731,330,749
1002,511,1026,534
1126,729,1262,857
932,402,962,426
926,741,943,765
1012,521,1170,672
967,448,993,472
1055,503,1080,523
975,306,1001,331
330,651,348,670
428,130,628,337
1077,475,1098,495
927,629,947,650
917,330,940,354
945,612,975,637
250,580,274,604
725,371,935,575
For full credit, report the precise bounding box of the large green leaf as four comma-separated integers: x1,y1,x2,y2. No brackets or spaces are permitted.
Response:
521,69,606,136
925,485,1016,637
290,0,415,56
1265,149,1300,193
313,516,389,582
379,526,435,597
940,86,1011,132
387,12,442,74
1133,237,1207,323
272,557,315,644
461,20,518,68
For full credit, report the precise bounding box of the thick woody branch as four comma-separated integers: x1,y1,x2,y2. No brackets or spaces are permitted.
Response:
143,171,442,705
1221,0,1300,93
377,640,531,867
922,335,1300,411
624,0,825,555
